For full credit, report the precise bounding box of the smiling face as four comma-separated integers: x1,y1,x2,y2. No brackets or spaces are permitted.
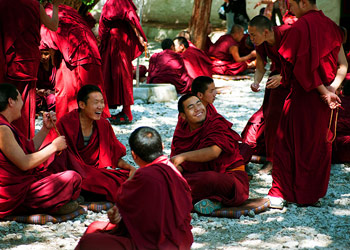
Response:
79,91,105,121
180,96,206,130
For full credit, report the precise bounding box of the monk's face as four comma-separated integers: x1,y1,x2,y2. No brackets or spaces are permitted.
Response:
198,82,216,106
232,30,244,42
79,92,105,121
289,0,304,18
40,50,51,64
12,91,23,120
181,96,206,128
174,40,185,53
248,26,267,46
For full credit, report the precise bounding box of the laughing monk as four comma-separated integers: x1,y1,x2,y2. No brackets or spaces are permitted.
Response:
75,127,193,250
0,0,60,139
268,0,348,208
50,85,136,203
0,83,82,218
171,94,249,215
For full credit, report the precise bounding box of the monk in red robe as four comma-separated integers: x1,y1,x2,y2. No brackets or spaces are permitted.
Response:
75,127,193,250
208,25,256,76
171,94,249,215
332,79,350,163
49,85,136,203
40,4,110,122
147,39,192,94
173,36,213,79
247,16,291,172
99,0,147,124
0,83,82,218
268,0,348,208
0,0,60,139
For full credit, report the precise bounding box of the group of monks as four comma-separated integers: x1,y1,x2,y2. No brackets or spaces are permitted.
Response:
1,0,350,249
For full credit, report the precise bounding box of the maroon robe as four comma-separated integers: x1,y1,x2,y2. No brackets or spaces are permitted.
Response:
0,0,41,139
253,25,290,161
40,4,110,121
75,156,193,250
47,110,129,202
147,49,192,94
332,94,350,163
99,0,147,107
208,34,248,75
269,10,343,204
171,113,249,206
204,36,213,54
182,47,213,79
36,61,56,111
0,115,81,218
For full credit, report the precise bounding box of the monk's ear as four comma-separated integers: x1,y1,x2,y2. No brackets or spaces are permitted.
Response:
131,150,137,161
197,92,204,99
78,101,86,110
180,112,186,121
162,143,164,151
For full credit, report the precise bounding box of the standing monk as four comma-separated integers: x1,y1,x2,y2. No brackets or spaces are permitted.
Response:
40,4,110,121
99,0,147,125
0,0,60,139
268,0,348,208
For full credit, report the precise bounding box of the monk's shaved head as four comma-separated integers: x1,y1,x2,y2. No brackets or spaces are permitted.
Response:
161,39,174,50
191,76,214,95
0,83,18,112
230,24,244,35
173,36,189,49
249,15,273,32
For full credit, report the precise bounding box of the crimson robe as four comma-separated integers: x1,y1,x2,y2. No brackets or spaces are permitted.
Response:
36,61,56,111
75,156,193,250
99,0,147,107
208,34,248,76
182,47,213,79
204,36,213,54
0,0,41,139
332,94,350,163
147,49,192,94
0,115,81,218
40,4,110,120
269,10,343,204
171,113,249,206
49,110,129,202
254,25,290,161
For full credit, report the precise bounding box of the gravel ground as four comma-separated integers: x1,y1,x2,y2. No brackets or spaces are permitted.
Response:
1,41,350,249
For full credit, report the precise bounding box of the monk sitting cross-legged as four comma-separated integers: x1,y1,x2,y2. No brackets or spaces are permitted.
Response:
75,127,193,250
49,85,136,203
171,94,249,215
0,83,82,218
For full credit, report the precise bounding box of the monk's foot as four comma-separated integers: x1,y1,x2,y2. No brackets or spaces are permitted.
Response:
193,199,222,215
109,112,132,125
267,196,285,210
259,161,272,174
296,200,322,208
52,200,79,215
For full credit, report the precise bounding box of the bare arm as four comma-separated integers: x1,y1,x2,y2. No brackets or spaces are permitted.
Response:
327,45,348,93
40,0,61,31
170,145,222,167
0,126,66,171
317,85,341,110
251,52,266,92
254,0,277,8
32,111,57,150
229,46,255,63
117,158,137,177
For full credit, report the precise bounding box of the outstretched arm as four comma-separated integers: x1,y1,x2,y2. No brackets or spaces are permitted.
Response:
251,52,266,92
229,46,256,63
117,159,137,177
40,0,61,31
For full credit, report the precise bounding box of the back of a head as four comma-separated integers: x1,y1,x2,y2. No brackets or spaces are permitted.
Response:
249,15,273,32
0,83,18,112
161,38,174,50
129,127,163,163
174,36,189,49
343,79,350,96
77,84,102,111
178,93,197,113
191,76,213,96
230,24,244,35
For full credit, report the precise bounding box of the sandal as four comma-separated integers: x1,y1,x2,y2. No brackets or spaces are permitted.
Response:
109,112,132,125
267,196,286,209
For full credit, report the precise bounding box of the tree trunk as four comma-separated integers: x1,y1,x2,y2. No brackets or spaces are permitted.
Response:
189,0,212,50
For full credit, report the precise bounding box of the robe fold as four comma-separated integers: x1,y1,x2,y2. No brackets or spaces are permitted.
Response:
36,62,56,111
75,156,193,250
208,34,248,75
147,49,192,94
49,110,129,202
182,47,213,79
0,0,41,139
171,113,249,206
0,115,81,218
332,94,350,163
269,10,343,204
99,0,147,107
40,4,110,120
254,25,290,161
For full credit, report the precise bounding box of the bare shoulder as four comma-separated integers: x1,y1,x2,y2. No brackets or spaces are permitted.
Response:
0,125,15,147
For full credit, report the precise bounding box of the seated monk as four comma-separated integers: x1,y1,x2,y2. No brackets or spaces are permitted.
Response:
147,38,193,94
208,24,256,75
170,94,249,215
0,83,82,218
50,85,136,202
173,36,213,79
332,78,350,163
75,127,193,250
